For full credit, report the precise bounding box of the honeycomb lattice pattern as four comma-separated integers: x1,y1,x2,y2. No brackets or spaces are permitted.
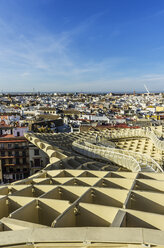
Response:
32,129,164,167
1,170,164,231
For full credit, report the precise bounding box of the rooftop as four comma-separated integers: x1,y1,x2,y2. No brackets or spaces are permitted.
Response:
0,127,164,247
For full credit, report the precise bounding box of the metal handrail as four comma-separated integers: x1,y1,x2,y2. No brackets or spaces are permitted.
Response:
104,128,164,151
72,140,141,172
72,137,163,172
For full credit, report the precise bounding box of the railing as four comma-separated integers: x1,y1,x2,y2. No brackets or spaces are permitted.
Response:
24,129,164,173
105,128,164,151
72,139,141,172
72,138,163,172
106,146,162,172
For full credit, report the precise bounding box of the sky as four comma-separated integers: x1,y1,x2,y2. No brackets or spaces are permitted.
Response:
0,0,164,92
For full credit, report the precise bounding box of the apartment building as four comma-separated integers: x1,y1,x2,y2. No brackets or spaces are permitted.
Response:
0,137,30,183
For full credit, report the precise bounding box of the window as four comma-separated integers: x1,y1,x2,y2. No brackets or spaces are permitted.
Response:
22,151,26,156
1,159,5,165
34,159,40,167
34,149,39,155
16,158,20,165
0,144,4,149
8,151,12,156
9,158,12,164
8,144,12,149
15,151,19,156
1,151,5,156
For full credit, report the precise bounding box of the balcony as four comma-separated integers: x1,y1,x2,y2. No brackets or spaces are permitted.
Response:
0,156,14,159
4,163,29,167
13,146,28,149
0,146,28,150
4,164,15,167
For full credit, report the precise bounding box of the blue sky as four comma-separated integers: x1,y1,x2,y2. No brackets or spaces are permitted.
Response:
0,0,164,92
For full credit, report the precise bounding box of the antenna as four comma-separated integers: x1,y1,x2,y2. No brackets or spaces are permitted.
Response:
144,84,150,94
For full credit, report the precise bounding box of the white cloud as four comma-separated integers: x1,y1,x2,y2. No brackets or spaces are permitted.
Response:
21,72,30,77
0,14,163,92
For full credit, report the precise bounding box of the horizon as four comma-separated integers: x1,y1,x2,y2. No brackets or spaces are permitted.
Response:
1,90,164,94
0,0,164,92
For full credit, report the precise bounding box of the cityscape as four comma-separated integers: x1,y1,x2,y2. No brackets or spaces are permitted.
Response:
0,0,164,247
0,91,164,182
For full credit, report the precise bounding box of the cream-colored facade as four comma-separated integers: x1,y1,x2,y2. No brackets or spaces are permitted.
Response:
156,106,164,112
29,144,49,175
0,127,164,247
